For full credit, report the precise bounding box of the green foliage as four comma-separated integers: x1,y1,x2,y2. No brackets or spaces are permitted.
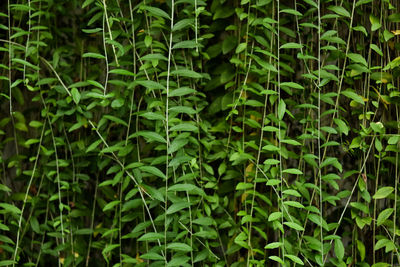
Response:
1,0,400,266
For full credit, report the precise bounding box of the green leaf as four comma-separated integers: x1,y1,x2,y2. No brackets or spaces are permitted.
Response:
328,5,350,17
173,40,200,49
357,239,366,261
370,44,383,56
168,138,188,154
71,88,81,104
136,131,167,143
0,203,21,214
138,232,164,241
236,43,247,53
373,187,394,199
142,6,170,20
265,242,282,249
280,82,304,90
82,52,105,59
141,252,164,260
347,53,368,67
370,15,381,31
102,200,120,211
334,239,345,260
102,244,120,256
109,69,135,76
169,87,196,97
282,168,303,175
333,118,349,135
12,58,40,70
284,221,304,231
278,100,286,120
280,42,303,49
377,208,393,226
280,9,302,16
144,35,152,47
341,90,365,105
269,256,284,265
0,261,17,266
370,122,384,133
86,139,102,153
103,115,128,127
167,242,192,252
268,212,282,221
169,123,198,132
286,254,304,265
169,106,197,115
283,201,304,209
170,69,203,79
166,202,191,214
139,166,166,179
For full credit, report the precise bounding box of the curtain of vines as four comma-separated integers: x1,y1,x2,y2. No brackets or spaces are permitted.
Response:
1,0,400,266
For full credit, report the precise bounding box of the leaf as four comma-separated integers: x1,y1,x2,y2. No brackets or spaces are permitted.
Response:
103,115,128,127
328,5,351,17
0,203,21,214
173,40,200,49
140,112,165,121
370,122,384,133
169,123,198,132
280,82,304,90
144,35,152,47
286,254,304,265
167,242,192,252
282,168,303,175
166,202,191,214
236,43,247,53
278,100,286,120
138,232,164,241
136,131,166,143
357,240,366,261
141,252,164,260
170,69,203,79
71,88,81,104
341,90,365,105
283,201,304,209
142,6,170,20
268,212,282,221
334,239,345,260
347,53,368,67
168,138,188,154
173,18,194,32
12,58,40,70
139,166,166,179
280,9,302,16
370,15,381,31
169,87,196,97
370,44,383,56
377,208,394,226
102,244,120,256
373,187,394,199
169,106,197,115
82,52,105,59
109,69,135,76
280,42,303,49
86,139,102,153
333,118,349,135
102,200,120,212
284,221,304,231
265,242,282,249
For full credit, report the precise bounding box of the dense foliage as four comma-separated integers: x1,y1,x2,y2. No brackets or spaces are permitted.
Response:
1,0,400,266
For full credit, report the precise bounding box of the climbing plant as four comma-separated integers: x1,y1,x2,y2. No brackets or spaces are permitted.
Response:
1,0,400,266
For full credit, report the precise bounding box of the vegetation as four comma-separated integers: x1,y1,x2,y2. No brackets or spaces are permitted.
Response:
1,0,400,266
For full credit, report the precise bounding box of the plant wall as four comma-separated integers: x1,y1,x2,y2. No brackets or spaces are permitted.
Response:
1,0,400,266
